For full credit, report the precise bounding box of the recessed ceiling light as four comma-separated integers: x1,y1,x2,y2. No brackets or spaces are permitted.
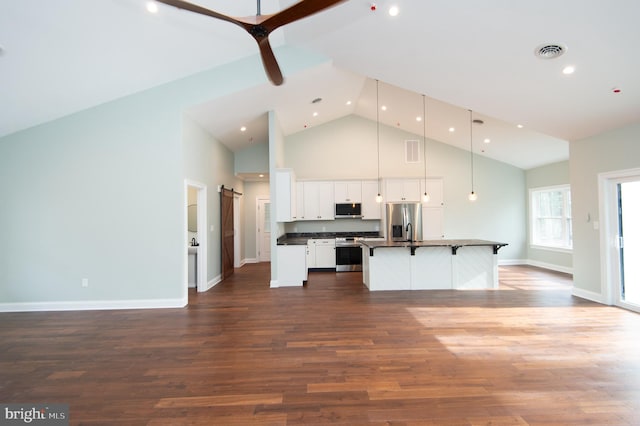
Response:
562,65,575,75
259,174,264,178
484,138,491,144
381,105,387,111
313,112,318,117
346,100,352,106
416,116,422,122
449,127,455,132
146,1,159,14
240,126,246,132
388,5,399,16
517,124,524,129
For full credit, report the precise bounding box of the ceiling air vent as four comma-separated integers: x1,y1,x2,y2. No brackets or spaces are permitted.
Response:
534,44,567,59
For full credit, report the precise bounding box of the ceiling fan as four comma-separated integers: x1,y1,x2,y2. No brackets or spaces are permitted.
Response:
156,0,348,86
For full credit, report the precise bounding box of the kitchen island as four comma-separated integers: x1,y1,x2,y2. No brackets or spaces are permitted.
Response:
361,239,507,291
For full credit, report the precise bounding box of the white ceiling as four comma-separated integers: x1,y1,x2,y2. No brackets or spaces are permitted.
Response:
2,0,639,170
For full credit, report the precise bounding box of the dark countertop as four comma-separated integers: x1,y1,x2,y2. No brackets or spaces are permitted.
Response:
360,239,508,255
277,232,383,246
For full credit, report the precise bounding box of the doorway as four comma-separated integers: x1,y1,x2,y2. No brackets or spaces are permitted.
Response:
185,180,207,293
600,168,640,313
257,198,271,262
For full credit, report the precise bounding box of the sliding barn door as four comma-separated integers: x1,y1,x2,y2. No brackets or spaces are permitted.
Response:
221,187,235,280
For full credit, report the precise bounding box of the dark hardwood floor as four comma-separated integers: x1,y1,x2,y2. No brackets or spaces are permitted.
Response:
2,264,640,425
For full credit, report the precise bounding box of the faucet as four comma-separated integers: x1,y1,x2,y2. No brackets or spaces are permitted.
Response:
406,223,413,242
191,237,198,246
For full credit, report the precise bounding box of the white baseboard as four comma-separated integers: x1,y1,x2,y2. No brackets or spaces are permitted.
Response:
499,259,527,266
205,275,222,291
526,260,573,275
572,287,607,304
0,297,188,313
243,258,259,264
498,258,573,275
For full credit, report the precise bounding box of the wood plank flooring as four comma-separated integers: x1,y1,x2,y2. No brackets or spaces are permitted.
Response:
2,265,640,425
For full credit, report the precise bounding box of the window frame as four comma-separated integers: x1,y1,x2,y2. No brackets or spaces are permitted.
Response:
529,184,573,252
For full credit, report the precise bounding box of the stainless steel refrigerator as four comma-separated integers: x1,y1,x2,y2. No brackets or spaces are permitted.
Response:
386,203,422,242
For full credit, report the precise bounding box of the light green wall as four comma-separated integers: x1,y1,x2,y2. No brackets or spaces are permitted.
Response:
570,122,640,296
0,45,329,308
284,115,527,261
0,87,184,305
235,142,269,174
269,111,286,283
525,161,573,271
182,117,243,282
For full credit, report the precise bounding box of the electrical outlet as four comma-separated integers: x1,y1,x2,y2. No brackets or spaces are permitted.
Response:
82,278,89,288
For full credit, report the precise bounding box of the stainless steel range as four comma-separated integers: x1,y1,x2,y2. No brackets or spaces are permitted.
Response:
335,237,363,272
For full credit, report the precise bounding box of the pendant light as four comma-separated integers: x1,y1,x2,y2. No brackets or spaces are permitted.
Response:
422,94,430,203
468,109,478,201
375,79,383,203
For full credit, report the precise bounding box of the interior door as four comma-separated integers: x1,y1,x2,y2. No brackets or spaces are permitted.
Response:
618,180,640,307
221,187,235,280
257,198,271,262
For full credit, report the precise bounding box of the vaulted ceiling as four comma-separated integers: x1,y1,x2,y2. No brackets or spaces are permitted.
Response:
2,1,639,169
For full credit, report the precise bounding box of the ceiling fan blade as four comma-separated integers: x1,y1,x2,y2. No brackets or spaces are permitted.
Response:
256,38,284,86
261,0,348,32
155,0,244,28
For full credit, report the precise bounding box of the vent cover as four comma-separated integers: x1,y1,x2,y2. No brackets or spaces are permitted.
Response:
535,44,567,59
405,140,420,163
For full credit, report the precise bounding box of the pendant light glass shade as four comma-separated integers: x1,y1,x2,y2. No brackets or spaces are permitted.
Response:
375,79,382,203
422,94,430,203
468,109,477,202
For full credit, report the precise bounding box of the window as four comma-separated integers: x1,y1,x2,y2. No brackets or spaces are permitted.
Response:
530,185,572,250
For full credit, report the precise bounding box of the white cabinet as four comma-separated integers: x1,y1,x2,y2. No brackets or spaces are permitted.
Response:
299,181,334,221
276,245,306,287
385,178,421,202
275,169,296,222
306,239,336,268
334,181,362,203
361,180,382,220
422,207,444,239
421,178,444,206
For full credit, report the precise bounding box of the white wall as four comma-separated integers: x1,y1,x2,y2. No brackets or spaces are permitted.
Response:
243,180,270,262
570,122,640,298
284,115,527,261
525,161,573,272
235,142,269,175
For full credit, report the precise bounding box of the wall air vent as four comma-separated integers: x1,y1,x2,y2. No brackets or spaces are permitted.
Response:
405,140,420,163
535,43,567,59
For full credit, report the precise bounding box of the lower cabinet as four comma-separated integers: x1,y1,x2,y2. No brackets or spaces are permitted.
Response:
306,239,336,269
275,245,307,287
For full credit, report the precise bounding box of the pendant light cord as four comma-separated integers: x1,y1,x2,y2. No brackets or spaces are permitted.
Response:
423,94,427,182
376,79,381,195
469,109,474,193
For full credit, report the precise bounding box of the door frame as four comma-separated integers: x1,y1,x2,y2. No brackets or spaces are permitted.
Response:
598,167,640,311
233,194,241,268
185,180,208,294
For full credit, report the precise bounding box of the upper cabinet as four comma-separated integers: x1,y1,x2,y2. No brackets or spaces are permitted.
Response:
361,180,382,220
384,179,421,202
334,181,362,203
275,169,297,222
422,178,444,206
298,181,335,221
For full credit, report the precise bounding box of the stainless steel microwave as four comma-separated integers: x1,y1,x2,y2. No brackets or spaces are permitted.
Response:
335,203,362,218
